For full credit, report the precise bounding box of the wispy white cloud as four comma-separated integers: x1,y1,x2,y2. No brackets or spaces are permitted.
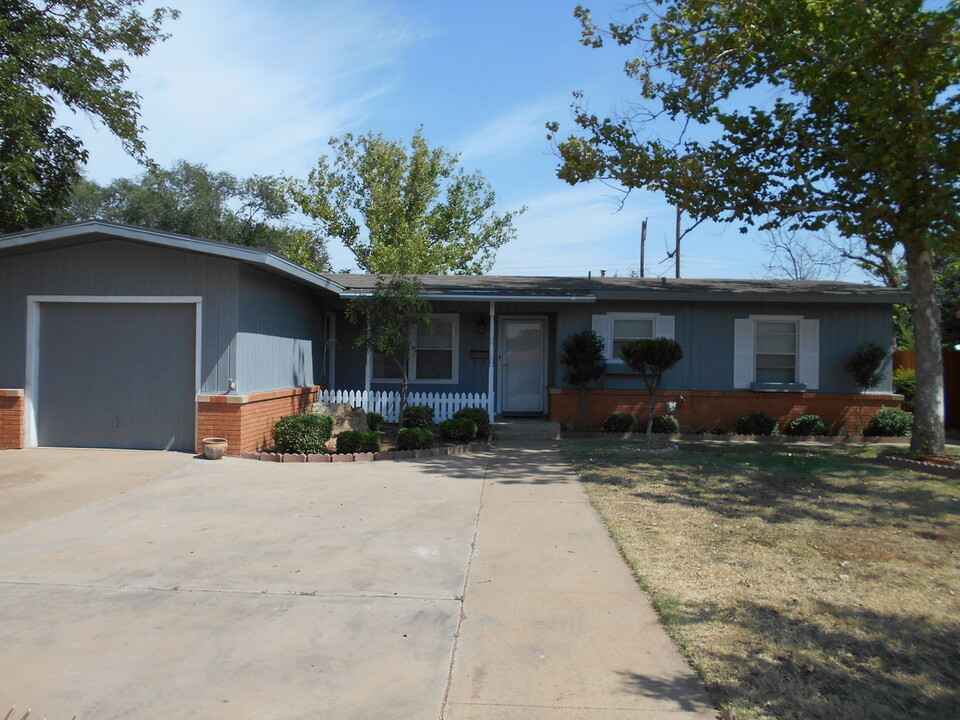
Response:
73,0,429,183
456,102,554,162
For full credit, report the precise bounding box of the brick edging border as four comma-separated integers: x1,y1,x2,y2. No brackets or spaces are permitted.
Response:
875,454,960,478
562,431,912,444
241,441,492,463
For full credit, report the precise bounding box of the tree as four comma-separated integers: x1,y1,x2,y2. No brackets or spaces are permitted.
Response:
619,338,683,448
344,275,432,410
560,329,606,430
57,161,330,272
759,228,849,281
844,342,887,434
293,128,524,275
0,1,178,232
548,2,960,454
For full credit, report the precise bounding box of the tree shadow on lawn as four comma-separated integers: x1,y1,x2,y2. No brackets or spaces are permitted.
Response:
668,598,960,720
580,444,960,529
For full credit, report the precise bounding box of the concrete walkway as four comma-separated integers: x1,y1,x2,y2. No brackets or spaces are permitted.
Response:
0,445,714,719
443,444,715,719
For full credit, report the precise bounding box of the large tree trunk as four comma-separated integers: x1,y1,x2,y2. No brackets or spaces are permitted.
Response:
904,241,945,454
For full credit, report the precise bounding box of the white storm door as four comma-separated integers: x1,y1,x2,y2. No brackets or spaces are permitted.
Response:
499,317,546,413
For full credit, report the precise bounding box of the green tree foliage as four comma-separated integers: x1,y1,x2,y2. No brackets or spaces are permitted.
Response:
560,329,606,430
57,161,330,272
0,1,178,232
548,1,960,453
344,276,432,408
293,128,524,275
619,337,683,448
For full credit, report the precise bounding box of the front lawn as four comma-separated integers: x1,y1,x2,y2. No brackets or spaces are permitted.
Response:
562,441,960,720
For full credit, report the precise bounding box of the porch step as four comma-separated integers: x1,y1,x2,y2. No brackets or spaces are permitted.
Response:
491,419,561,441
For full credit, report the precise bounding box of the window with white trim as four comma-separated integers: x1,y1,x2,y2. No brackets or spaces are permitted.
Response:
612,317,655,359
755,320,797,383
372,314,459,383
591,312,674,363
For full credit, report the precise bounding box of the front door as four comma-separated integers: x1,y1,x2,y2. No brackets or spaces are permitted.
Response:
499,317,546,414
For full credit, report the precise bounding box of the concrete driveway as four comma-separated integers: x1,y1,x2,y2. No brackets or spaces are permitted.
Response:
0,446,714,720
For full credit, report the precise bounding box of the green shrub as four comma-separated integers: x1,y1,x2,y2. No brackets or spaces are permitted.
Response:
398,427,435,450
274,413,333,454
709,422,728,435
335,430,381,454
367,411,385,431
440,418,477,443
865,407,914,437
735,412,779,436
453,406,490,438
893,367,916,412
785,414,831,436
401,404,434,428
602,412,637,433
650,414,680,434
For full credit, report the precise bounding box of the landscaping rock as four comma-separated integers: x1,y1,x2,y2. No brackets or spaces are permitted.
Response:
394,450,414,460
330,453,354,463
307,402,368,434
307,453,330,463
353,452,374,462
260,452,281,462
241,451,260,460
374,451,395,461
282,453,306,463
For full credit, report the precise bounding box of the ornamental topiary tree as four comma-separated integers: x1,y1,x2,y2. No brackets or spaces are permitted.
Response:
844,342,887,434
619,338,683,448
560,329,606,430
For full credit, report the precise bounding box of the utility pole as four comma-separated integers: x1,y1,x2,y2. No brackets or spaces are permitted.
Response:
674,207,681,278
640,217,647,278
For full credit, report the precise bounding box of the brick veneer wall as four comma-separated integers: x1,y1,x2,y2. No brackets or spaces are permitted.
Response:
549,388,903,433
197,386,320,455
0,392,25,449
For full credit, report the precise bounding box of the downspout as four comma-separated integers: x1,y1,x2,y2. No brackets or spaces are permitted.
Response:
488,300,496,424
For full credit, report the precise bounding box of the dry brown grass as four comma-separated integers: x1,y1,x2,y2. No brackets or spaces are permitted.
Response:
562,441,960,720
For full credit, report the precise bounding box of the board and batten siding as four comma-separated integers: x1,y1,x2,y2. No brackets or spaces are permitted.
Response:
236,265,323,393
556,300,895,393
0,238,238,394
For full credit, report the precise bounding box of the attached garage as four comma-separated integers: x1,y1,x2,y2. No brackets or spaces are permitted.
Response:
31,299,199,451
0,222,343,454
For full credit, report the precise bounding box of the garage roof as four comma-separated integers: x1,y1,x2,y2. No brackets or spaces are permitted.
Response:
0,221,347,295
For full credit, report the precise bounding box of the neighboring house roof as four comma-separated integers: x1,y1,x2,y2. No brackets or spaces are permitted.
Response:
324,273,910,305
0,220,346,295
0,222,910,304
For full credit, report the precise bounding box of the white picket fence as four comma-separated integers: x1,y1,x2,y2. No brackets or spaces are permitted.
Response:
317,389,489,423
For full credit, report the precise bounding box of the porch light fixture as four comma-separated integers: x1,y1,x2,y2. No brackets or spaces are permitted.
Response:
477,317,487,335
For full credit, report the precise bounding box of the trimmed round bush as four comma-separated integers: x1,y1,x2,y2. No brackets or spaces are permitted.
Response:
274,413,333,454
440,417,477,443
335,430,382,454
602,412,637,433
709,423,729,435
453,406,490,438
401,404,435,429
398,427,435,450
865,407,914,437
367,411,385,431
651,414,680,434
735,412,779,436
785,414,831,436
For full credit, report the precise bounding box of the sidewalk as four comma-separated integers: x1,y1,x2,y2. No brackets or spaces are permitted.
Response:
444,443,716,719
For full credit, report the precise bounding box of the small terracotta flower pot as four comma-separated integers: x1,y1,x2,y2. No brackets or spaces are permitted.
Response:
201,437,228,460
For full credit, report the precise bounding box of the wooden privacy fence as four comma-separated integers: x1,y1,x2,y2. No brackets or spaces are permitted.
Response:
317,389,489,423
893,349,960,428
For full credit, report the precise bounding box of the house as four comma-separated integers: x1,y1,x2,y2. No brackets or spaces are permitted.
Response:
0,222,908,455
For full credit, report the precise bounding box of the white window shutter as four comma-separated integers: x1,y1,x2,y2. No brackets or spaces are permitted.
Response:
797,319,819,389
591,314,612,359
733,319,754,389
654,315,675,340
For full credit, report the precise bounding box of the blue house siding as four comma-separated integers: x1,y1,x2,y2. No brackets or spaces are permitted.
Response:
557,300,895,393
0,238,239,394
236,266,323,393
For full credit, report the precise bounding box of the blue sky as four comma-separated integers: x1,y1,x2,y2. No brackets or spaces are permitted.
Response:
72,0,871,281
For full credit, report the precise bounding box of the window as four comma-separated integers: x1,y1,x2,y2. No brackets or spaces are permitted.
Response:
591,313,674,364
755,320,797,383
733,315,819,390
612,317,654,359
372,314,458,383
